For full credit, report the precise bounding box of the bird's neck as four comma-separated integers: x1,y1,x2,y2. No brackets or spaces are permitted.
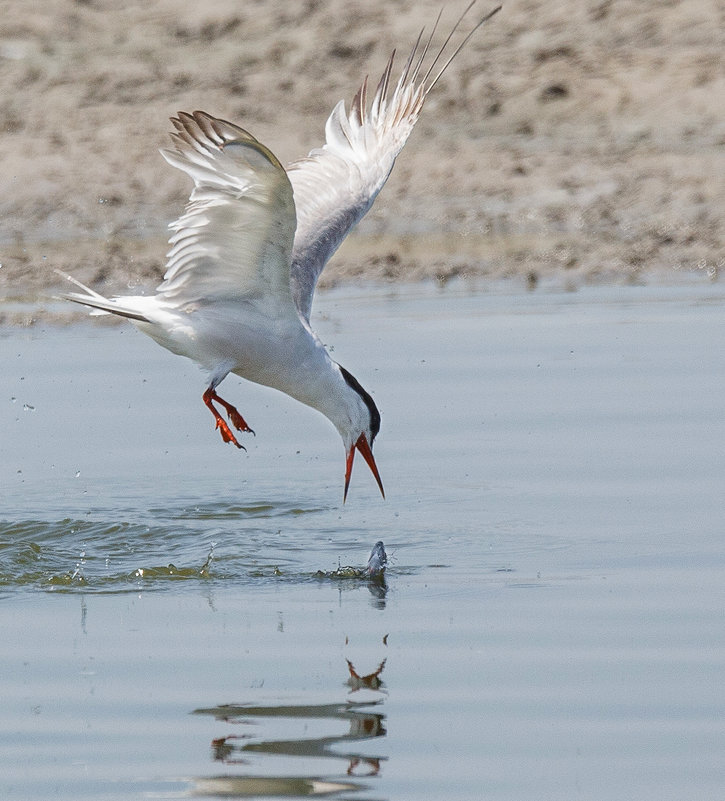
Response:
276,349,367,449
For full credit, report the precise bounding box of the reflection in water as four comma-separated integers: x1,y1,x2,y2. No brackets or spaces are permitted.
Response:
366,576,388,609
191,775,363,797
346,659,386,693
192,656,387,798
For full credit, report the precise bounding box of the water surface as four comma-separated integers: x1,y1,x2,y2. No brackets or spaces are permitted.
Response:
2,281,724,799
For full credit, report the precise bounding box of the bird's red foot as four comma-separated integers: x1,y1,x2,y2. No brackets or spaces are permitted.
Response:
203,388,252,448
214,417,244,449
226,406,254,435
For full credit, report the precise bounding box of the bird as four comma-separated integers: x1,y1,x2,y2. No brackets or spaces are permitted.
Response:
59,3,501,502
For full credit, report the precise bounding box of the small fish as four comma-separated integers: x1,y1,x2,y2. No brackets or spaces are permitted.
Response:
315,540,388,580
365,541,388,578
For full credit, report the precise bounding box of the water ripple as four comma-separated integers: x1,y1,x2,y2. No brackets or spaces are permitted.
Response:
0,510,385,596
147,500,329,521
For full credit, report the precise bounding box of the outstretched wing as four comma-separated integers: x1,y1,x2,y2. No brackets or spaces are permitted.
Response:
287,3,501,321
158,111,297,313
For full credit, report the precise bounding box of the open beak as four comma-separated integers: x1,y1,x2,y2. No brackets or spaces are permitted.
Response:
344,433,385,503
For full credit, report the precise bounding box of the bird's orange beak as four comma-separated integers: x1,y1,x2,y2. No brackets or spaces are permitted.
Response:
344,433,385,503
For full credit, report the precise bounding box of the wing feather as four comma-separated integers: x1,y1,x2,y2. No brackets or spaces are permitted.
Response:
157,111,297,313
288,3,501,321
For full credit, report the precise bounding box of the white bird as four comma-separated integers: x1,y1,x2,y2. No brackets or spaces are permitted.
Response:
60,3,501,501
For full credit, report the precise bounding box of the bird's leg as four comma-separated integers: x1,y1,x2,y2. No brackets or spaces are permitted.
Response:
202,388,254,448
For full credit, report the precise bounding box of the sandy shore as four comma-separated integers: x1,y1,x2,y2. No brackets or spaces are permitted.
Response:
1,0,723,322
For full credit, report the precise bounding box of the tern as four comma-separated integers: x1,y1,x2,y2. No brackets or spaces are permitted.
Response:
60,3,501,501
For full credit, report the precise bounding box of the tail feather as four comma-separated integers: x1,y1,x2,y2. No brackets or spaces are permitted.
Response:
55,270,151,323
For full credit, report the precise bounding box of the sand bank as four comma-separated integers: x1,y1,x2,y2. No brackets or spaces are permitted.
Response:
1,0,723,322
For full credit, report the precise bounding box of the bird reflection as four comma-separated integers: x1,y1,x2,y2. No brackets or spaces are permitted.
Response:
210,734,252,765
346,658,387,692
193,705,385,797
197,700,386,765
192,653,388,797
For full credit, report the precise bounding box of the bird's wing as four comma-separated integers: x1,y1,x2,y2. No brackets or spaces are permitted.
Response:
157,111,297,313
287,3,501,321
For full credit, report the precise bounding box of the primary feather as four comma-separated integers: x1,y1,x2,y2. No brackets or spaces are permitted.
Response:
289,2,501,320
159,112,297,311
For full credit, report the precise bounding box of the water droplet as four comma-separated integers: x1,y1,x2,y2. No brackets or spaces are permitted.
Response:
23,403,35,412
75,470,81,478
200,542,216,576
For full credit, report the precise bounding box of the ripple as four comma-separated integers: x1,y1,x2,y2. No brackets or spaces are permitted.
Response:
0,514,387,596
147,500,329,521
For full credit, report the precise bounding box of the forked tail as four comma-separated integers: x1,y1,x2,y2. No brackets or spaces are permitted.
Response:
55,269,151,323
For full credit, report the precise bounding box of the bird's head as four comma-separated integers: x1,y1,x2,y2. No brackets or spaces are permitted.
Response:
337,366,384,503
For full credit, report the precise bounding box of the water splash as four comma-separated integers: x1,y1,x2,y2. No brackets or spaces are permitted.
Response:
200,541,216,578
0,507,395,595
69,550,86,582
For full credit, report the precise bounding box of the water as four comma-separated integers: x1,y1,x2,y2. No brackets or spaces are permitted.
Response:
1,281,724,800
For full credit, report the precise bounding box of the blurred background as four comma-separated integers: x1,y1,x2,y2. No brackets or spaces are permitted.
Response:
1,0,723,318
